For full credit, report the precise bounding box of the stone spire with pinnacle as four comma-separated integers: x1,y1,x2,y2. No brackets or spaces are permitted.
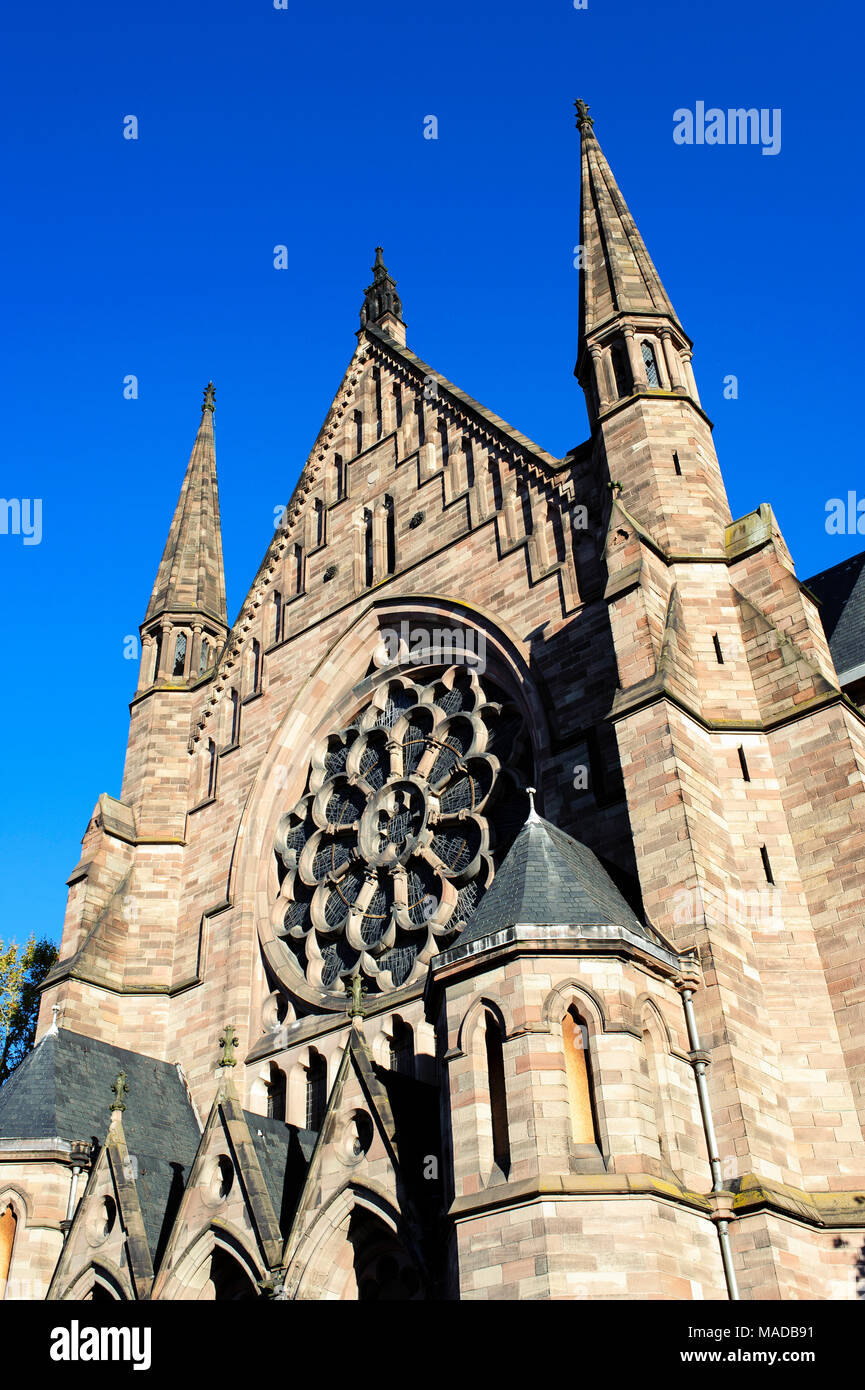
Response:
575,101,681,348
359,248,406,345
138,383,228,690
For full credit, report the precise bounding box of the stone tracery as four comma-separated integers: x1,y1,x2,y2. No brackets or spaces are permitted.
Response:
271,665,529,996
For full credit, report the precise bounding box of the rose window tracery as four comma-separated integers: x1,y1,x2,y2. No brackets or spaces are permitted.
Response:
271,665,529,997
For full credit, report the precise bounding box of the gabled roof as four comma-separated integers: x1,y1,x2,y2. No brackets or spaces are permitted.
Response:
456,811,650,943
0,1028,200,1258
805,550,865,684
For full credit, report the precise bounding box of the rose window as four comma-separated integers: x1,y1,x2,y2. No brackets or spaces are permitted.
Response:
271,665,529,997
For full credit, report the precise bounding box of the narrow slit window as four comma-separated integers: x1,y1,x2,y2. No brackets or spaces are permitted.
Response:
484,1013,510,1176
415,397,425,447
438,420,449,467
354,409,363,456
384,495,396,575
0,1204,17,1294
760,844,775,885
389,1019,413,1076
641,340,661,387
374,368,382,439
251,638,261,693
206,739,217,799
335,454,345,501
673,450,682,475
712,633,724,665
363,509,374,587
463,438,475,488
230,688,240,746
737,745,751,781
305,1051,327,1130
314,498,325,548
294,544,304,595
266,1063,286,1121
563,1008,599,1145
611,342,631,398
393,382,403,428
172,631,187,679
273,592,283,645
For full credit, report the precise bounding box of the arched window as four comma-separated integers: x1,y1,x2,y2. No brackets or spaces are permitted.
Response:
354,409,363,456
314,498,325,548
334,454,345,501
393,382,403,428
0,1202,18,1299
374,367,383,440
611,342,631,398
488,455,503,511
463,438,475,488
563,1008,599,1145
229,688,240,746
151,630,162,684
293,545,304,595
641,340,661,387
484,1012,510,1176
388,1019,413,1076
414,397,425,447
250,639,261,693
273,591,283,645
266,1063,286,1122
438,420,449,468
305,1051,327,1131
172,631,187,679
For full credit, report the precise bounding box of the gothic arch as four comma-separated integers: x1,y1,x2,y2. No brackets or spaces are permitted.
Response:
455,993,511,1057
59,1259,130,1302
285,1181,422,1301
635,995,674,1054
155,1223,263,1301
540,979,607,1036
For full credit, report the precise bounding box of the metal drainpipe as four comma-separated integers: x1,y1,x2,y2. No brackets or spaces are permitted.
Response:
678,972,740,1301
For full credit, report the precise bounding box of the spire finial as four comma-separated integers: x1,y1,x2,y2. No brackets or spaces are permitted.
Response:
574,98,594,131
360,248,403,331
110,1071,129,1113
218,1023,239,1068
202,381,216,414
525,786,540,823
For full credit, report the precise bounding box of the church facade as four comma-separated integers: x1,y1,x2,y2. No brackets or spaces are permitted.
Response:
2,106,864,1302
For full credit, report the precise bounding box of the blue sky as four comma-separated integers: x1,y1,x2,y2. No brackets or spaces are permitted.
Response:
1,0,862,946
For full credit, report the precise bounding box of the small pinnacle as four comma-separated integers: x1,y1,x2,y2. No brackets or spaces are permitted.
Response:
574,98,594,131
110,1071,129,1113
525,786,540,823
202,381,216,414
46,1003,60,1037
349,973,367,1017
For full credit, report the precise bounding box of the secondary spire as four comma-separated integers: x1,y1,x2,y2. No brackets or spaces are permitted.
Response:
359,247,405,344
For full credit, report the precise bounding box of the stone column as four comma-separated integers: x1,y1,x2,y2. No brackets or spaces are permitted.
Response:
589,344,612,412
623,326,649,392
681,349,701,405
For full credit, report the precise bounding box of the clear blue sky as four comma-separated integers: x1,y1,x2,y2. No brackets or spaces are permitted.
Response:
1,0,862,947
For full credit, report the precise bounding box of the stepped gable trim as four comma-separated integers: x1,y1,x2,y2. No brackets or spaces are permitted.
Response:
188,338,376,747
189,331,578,751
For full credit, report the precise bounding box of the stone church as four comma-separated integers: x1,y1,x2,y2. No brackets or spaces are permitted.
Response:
2,105,864,1302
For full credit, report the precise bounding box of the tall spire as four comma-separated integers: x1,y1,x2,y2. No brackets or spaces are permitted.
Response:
145,383,227,628
576,100,682,349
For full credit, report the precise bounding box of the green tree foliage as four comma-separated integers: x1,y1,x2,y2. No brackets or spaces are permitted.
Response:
0,936,58,1084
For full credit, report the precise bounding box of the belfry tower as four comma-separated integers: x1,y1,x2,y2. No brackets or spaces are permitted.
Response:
1,107,863,1303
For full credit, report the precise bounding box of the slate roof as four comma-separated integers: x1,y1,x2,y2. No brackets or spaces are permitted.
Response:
0,1028,201,1259
243,1112,317,1237
458,813,650,944
806,550,865,682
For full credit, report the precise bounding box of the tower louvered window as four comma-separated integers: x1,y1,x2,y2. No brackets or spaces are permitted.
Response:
172,631,187,678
